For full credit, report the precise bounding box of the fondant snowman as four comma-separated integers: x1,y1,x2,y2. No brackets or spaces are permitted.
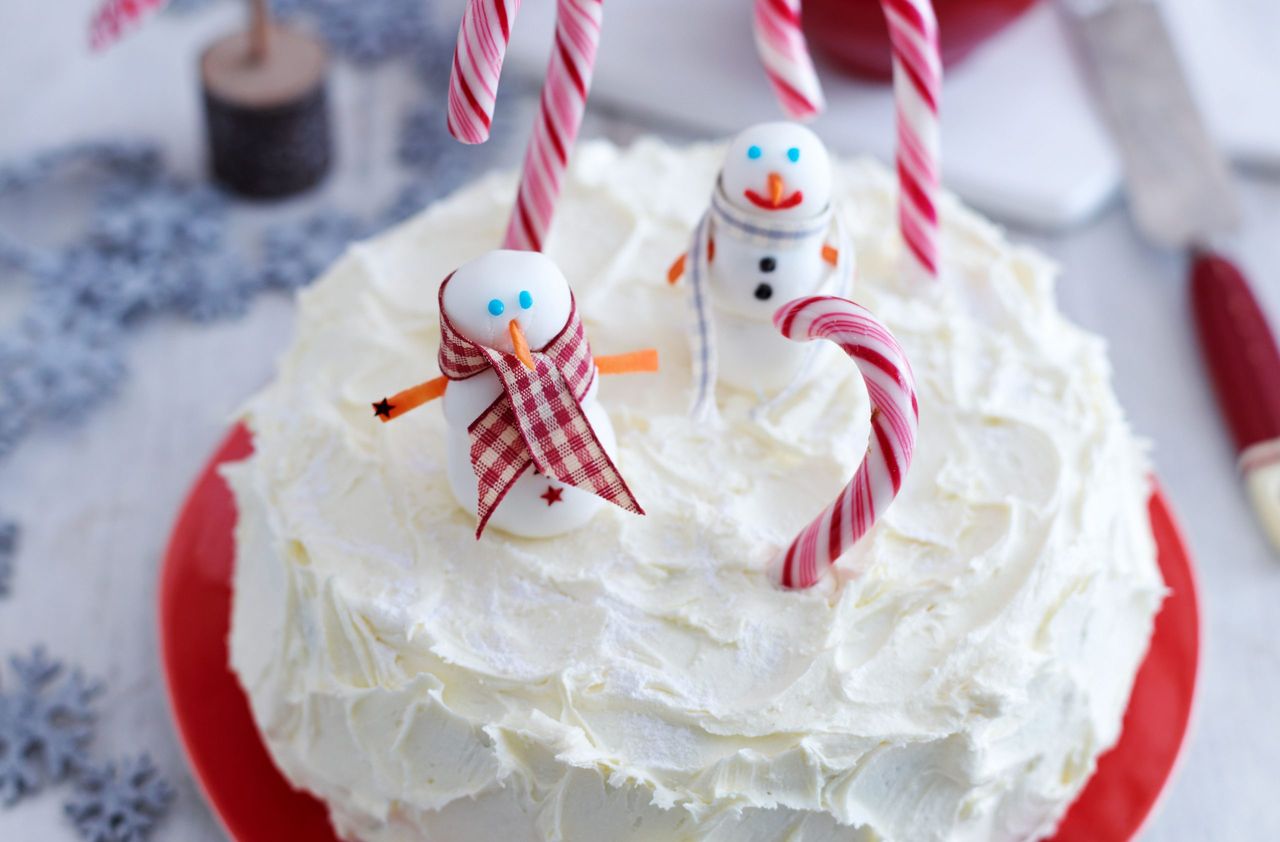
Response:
669,122,852,418
374,250,655,538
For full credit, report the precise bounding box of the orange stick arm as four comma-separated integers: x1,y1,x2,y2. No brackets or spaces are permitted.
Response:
596,349,659,376
667,253,686,285
373,376,448,423
822,244,839,266
667,239,715,285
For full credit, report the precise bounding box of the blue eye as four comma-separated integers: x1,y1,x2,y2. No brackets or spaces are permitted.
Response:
787,147,800,163
747,145,762,160
519,290,533,309
487,298,505,316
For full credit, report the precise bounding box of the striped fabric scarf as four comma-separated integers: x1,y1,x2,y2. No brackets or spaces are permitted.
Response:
684,181,852,422
437,275,643,537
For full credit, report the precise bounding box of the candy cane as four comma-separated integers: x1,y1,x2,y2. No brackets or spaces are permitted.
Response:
771,295,919,589
447,0,523,145
752,0,825,120
89,0,169,50
446,0,603,252
503,0,603,251
753,0,941,281
885,0,942,280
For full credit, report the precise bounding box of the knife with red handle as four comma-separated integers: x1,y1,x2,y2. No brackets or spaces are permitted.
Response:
1064,0,1280,552
1192,251,1280,551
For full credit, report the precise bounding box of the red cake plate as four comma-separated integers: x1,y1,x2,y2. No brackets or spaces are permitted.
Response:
160,424,1201,841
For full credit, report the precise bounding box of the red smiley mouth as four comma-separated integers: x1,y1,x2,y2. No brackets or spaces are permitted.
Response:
744,189,804,210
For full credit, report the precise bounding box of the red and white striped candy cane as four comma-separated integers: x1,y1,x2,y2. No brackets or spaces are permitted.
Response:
752,0,825,120
446,0,603,252
753,0,941,282
771,295,919,589
884,0,942,280
503,0,603,251
447,0,523,145
88,0,169,50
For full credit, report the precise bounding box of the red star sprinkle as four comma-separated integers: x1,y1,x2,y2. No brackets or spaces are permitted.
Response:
540,485,564,506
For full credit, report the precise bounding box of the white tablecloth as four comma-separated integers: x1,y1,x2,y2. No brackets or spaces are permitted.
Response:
2,2,1278,840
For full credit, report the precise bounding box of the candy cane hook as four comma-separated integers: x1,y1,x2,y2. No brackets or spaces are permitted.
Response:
447,0,523,145
771,296,919,589
447,0,603,252
753,0,941,282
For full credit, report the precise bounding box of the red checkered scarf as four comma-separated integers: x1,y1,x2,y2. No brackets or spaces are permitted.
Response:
437,274,644,537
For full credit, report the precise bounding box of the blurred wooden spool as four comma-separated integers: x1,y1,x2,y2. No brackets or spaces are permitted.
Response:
200,19,331,199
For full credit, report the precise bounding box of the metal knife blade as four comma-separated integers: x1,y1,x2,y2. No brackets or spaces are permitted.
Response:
1062,0,1239,247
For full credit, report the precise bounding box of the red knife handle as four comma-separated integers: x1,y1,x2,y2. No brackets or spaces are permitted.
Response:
1191,250,1280,455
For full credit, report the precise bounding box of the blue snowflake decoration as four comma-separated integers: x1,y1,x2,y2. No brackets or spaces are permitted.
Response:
0,299,127,459
64,755,174,842
76,178,230,323
259,209,368,291
0,146,246,459
277,0,433,66
0,648,101,806
0,141,162,287
0,520,16,598
171,256,261,324
91,179,225,262
0,142,159,198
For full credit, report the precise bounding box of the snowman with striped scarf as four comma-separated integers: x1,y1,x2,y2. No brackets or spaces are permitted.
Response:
668,122,853,421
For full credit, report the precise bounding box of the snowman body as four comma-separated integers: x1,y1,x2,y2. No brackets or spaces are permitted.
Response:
701,121,845,400
439,250,619,539
442,370,614,537
709,226,832,395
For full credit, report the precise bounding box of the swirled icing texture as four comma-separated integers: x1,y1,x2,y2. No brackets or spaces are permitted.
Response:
227,139,1163,842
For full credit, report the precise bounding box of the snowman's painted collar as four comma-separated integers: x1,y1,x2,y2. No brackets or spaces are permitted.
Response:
711,179,831,248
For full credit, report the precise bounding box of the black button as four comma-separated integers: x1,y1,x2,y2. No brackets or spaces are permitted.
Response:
759,256,777,273
754,283,773,301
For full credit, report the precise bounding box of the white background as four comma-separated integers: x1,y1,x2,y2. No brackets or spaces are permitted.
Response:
1,1,1279,840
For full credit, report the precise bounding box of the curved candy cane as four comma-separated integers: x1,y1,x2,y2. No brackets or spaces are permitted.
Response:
447,0,523,145
447,0,603,252
753,0,941,282
771,295,919,589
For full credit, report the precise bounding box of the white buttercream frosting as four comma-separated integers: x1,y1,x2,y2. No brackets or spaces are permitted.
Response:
227,138,1163,842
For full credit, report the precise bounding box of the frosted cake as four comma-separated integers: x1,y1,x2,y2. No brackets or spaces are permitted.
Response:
226,139,1162,842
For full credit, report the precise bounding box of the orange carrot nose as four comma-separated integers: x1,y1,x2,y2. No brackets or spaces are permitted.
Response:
509,319,535,371
768,172,785,207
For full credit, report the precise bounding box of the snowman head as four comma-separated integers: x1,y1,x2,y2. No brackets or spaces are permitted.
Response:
443,250,573,368
721,122,832,220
